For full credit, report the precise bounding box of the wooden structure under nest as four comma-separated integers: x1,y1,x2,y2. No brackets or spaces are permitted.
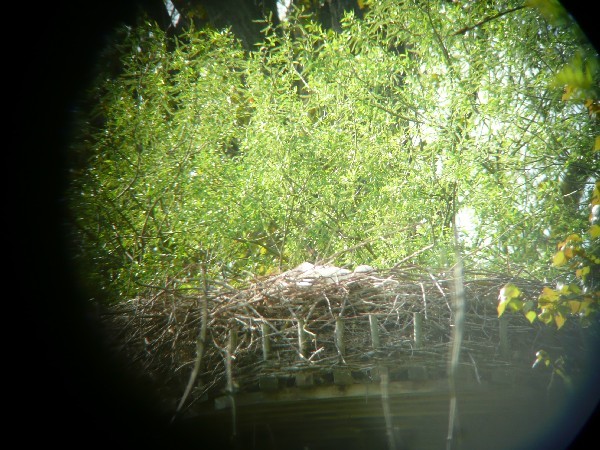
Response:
103,263,585,418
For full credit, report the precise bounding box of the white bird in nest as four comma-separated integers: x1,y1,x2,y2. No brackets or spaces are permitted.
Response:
278,262,377,287
353,264,375,274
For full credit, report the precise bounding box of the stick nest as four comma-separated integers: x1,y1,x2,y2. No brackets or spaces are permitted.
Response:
100,264,586,414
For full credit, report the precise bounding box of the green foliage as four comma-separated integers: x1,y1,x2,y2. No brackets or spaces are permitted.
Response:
498,181,599,389
68,1,599,300
499,181,600,329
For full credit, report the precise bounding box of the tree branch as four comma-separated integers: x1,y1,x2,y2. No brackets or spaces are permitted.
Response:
453,5,526,36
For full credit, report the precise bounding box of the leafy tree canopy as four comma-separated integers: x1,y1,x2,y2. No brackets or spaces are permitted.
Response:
68,0,599,302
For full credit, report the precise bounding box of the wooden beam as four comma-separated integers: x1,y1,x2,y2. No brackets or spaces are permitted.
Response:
297,318,307,358
414,312,423,350
214,379,452,409
261,321,271,361
335,318,345,356
369,314,380,349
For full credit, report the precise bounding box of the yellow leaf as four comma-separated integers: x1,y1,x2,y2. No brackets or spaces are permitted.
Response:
539,287,559,305
525,310,537,323
590,224,600,239
497,300,507,317
499,283,521,302
568,300,582,314
576,266,591,279
553,250,567,267
595,136,600,151
558,283,570,294
562,85,575,101
554,313,566,329
593,182,600,204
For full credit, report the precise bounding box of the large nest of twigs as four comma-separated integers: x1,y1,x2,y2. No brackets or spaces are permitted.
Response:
101,263,589,414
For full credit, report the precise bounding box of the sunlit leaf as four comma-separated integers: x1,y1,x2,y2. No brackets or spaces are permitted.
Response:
590,225,600,239
576,266,590,279
554,313,566,329
539,286,559,304
552,54,596,90
508,299,524,312
498,284,523,317
553,250,566,267
499,283,521,302
525,310,537,323
595,136,600,151
568,300,582,314
497,299,508,317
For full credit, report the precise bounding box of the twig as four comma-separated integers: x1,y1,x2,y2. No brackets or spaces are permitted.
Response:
420,282,428,320
392,244,434,269
452,6,526,36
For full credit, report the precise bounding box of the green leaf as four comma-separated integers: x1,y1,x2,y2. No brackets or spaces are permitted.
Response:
526,0,568,26
508,298,524,312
